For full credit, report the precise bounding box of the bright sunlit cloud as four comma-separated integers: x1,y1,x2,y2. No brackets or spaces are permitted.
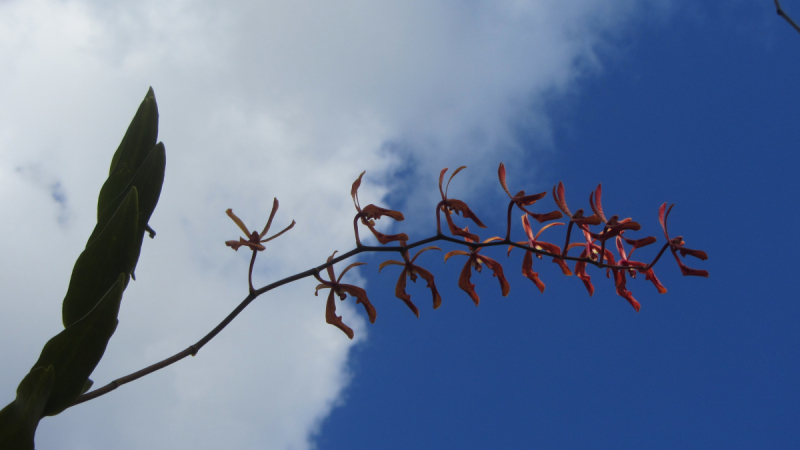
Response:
0,0,668,448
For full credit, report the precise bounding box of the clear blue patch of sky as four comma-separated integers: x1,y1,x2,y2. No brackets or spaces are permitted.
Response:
317,3,800,448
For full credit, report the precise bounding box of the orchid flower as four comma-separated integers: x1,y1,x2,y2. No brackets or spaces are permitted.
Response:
659,203,709,277
225,198,295,292
351,171,409,245
444,232,510,306
378,243,442,317
436,167,487,242
587,184,642,264
552,181,603,257
314,251,377,339
507,215,571,293
498,163,562,240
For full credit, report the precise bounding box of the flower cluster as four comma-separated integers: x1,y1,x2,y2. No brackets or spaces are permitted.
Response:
225,164,708,339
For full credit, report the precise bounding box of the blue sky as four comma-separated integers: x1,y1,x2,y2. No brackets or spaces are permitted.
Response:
319,4,800,449
0,1,797,449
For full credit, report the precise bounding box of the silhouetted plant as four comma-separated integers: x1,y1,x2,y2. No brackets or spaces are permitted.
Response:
0,89,708,449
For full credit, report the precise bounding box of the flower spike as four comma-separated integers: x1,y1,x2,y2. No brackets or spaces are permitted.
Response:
315,251,377,339
351,171,409,245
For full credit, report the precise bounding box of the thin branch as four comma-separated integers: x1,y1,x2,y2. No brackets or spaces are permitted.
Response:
72,232,669,407
776,0,800,34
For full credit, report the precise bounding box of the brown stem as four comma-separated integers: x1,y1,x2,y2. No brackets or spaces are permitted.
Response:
505,201,515,242
776,0,800,34
72,232,669,408
248,249,258,294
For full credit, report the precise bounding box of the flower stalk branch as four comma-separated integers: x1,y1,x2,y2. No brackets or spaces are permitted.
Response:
71,163,707,408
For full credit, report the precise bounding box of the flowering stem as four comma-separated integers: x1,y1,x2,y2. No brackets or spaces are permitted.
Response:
71,232,668,408
248,249,258,294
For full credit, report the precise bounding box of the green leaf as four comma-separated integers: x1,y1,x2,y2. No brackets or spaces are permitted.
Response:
62,188,139,328
0,366,55,450
35,274,125,416
98,87,158,222
90,142,165,258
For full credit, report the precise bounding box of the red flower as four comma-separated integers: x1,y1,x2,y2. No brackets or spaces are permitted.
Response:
225,198,295,292
566,228,611,297
508,215,571,293
498,162,562,226
225,198,295,251
587,184,642,244
351,171,409,245
611,235,667,312
378,243,442,317
444,232,510,305
552,181,602,258
616,235,666,294
436,167,487,242
659,203,709,277
314,251,377,339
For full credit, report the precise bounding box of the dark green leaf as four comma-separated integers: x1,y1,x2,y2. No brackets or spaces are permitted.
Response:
0,366,55,450
91,142,165,257
98,87,158,222
36,274,125,416
62,188,138,328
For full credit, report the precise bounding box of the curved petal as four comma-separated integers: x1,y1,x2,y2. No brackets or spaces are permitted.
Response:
552,182,572,217
445,166,468,197
528,210,563,224
623,236,657,250
498,163,512,197
326,290,354,339
410,246,442,263
438,168,448,199
639,267,667,294
446,199,487,228
444,211,481,242
521,252,545,293
378,260,405,271
259,197,280,238
361,204,405,221
443,249,471,262
340,284,377,323
338,262,367,282
351,171,366,209
613,270,641,312
672,250,709,277
479,255,510,297
534,222,565,241
394,268,420,318
366,222,410,245
658,203,673,240
414,265,442,310
226,208,252,236
457,260,480,306
589,184,608,223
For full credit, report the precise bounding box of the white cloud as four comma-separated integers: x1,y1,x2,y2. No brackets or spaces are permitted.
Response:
0,0,668,448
